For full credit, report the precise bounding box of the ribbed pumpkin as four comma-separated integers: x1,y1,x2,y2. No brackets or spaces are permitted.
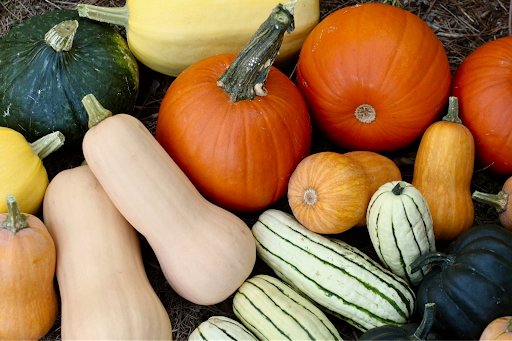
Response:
156,2,311,213
480,317,512,341
296,3,451,152
451,36,512,176
366,181,435,286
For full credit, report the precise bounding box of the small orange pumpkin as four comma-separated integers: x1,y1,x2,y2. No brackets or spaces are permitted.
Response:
480,316,512,341
0,194,58,341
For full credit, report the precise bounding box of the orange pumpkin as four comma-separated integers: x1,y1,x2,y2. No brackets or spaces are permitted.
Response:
296,3,451,153
0,195,58,341
480,316,512,341
156,3,311,213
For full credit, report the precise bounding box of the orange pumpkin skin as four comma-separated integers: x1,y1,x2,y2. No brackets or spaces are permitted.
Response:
156,54,311,213
412,116,475,241
287,151,371,234
451,37,512,176
296,3,451,153
344,151,402,227
480,316,512,341
0,209,58,340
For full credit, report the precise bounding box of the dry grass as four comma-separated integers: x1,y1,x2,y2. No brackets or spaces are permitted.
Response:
1,0,510,340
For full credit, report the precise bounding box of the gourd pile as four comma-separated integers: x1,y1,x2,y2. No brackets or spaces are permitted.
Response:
1,1,512,340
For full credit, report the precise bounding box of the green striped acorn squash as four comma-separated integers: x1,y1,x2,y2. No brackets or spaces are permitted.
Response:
233,274,343,340
188,316,258,341
252,209,416,332
367,181,436,286
0,10,139,148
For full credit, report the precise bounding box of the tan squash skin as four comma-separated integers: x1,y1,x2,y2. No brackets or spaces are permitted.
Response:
480,316,512,341
83,114,256,305
344,151,402,227
42,165,173,340
0,205,58,341
412,98,475,241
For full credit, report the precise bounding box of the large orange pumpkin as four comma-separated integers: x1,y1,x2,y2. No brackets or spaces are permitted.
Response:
296,3,451,152
451,36,512,176
156,3,311,213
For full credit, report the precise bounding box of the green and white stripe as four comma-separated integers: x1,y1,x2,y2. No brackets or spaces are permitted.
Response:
233,275,343,341
366,181,436,286
252,209,416,332
188,316,258,341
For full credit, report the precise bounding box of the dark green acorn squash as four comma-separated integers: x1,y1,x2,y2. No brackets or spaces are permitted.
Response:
359,303,443,341
0,9,139,147
410,224,512,340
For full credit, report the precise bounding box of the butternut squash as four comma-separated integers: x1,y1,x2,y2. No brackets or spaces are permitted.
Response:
81,94,256,305
42,165,173,340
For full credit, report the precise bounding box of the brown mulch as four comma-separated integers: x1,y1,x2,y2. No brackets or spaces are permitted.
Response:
1,0,510,340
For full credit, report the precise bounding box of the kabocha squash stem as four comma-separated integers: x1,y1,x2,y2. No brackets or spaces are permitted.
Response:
217,1,296,102
45,20,78,52
30,131,65,160
472,190,509,213
77,4,129,28
411,303,436,341
1,195,29,234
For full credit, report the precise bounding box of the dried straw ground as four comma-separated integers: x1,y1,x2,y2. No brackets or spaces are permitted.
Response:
1,0,510,340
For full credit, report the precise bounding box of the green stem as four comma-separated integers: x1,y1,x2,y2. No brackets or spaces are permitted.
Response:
392,182,406,195
30,131,65,160
45,20,79,52
442,96,462,124
472,190,509,213
77,4,129,28
508,318,512,333
82,94,113,128
216,0,296,102
410,303,436,341
409,252,455,274
1,195,29,234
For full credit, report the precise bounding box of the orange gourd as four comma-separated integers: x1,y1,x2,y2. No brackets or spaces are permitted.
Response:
480,317,512,341
412,97,475,241
296,3,451,153
0,195,58,341
287,151,401,234
472,176,512,231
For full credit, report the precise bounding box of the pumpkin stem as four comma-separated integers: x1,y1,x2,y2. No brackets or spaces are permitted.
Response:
45,20,79,52
442,97,463,124
30,131,65,160
354,104,376,124
508,318,512,333
216,1,296,102
409,252,455,273
77,4,129,28
392,182,407,195
1,195,29,234
471,190,509,214
303,189,318,206
82,94,113,128
409,303,436,341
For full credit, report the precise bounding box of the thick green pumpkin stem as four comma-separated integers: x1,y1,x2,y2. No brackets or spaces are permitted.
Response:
1,195,29,234
392,182,406,195
442,96,463,124
77,4,129,28
82,94,113,128
217,1,296,102
472,190,509,213
45,20,79,52
409,252,455,273
30,131,65,160
410,303,436,341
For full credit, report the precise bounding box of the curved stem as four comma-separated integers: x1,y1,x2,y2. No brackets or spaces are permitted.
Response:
77,4,129,28
409,252,455,274
217,1,296,102
1,195,29,234
410,303,436,341
472,190,509,213
507,318,512,333
442,96,462,124
30,131,65,160
82,94,113,128
45,20,78,52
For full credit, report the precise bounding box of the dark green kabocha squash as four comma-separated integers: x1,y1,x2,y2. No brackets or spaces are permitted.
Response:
359,303,443,341
410,224,512,340
0,9,139,147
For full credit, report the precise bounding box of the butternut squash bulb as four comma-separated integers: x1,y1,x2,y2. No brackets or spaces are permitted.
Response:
0,127,64,214
77,0,320,77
